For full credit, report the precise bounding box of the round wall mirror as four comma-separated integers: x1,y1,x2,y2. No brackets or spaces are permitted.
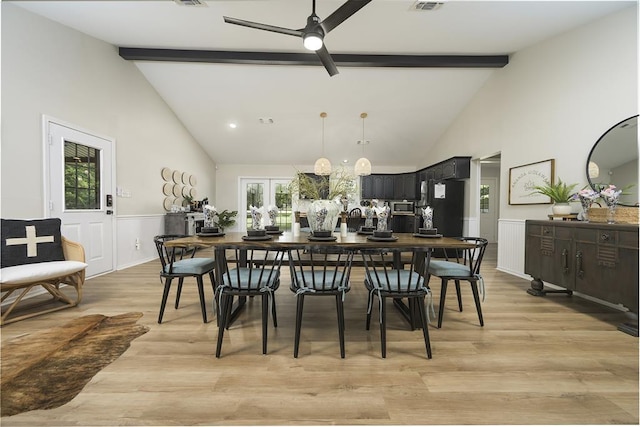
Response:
586,115,638,207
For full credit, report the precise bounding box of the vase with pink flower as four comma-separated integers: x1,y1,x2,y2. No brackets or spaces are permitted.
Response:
599,185,622,224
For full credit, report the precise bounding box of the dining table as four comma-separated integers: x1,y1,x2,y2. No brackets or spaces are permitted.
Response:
164,231,475,328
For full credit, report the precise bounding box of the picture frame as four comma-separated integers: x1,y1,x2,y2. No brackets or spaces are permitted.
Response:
508,159,555,205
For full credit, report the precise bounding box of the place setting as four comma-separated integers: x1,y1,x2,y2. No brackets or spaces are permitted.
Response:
307,230,337,242
366,229,398,242
413,228,443,238
242,206,273,241
197,226,225,237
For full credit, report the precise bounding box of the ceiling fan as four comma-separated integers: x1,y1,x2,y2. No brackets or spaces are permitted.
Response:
223,0,371,76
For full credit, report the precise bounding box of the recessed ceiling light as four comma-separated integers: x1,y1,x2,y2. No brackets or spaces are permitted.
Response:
229,123,237,129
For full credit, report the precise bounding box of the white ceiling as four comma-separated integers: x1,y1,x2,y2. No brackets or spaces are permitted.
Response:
14,0,634,168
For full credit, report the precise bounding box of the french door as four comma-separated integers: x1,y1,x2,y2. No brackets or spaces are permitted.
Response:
45,118,115,277
239,178,292,232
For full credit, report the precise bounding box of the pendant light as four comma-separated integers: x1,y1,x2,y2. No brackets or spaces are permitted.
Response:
314,112,332,176
354,112,372,176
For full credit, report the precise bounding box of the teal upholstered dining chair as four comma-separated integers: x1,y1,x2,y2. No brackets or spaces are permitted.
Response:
426,237,488,328
215,245,284,358
360,247,433,359
154,234,216,324
288,246,355,358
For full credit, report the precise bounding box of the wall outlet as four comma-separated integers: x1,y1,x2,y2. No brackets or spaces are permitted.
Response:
135,238,140,250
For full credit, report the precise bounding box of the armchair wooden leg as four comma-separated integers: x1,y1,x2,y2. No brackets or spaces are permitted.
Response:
380,297,387,359
438,279,448,329
261,293,269,354
336,294,346,358
215,293,233,358
454,279,463,311
418,296,432,359
294,294,305,358
365,289,374,331
196,276,208,323
470,281,484,326
175,278,184,309
158,277,173,324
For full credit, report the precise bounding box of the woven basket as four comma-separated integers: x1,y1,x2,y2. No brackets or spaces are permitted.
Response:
587,206,639,224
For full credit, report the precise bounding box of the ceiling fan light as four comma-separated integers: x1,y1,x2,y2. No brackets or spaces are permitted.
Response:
303,33,323,51
354,157,372,176
314,157,332,176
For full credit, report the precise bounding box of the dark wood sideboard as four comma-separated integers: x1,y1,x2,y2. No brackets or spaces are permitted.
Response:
525,220,639,336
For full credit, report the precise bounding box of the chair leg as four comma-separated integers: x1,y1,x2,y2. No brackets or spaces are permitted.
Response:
438,278,448,329
380,297,387,358
336,294,346,358
215,293,232,358
454,279,463,312
417,296,432,359
262,293,269,354
293,294,305,358
175,278,184,309
470,280,485,327
196,276,208,323
366,288,374,331
158,277,173,324
271,293,278,328
210,272,219,326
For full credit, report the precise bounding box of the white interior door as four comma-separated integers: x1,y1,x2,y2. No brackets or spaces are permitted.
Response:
239,178,292,232
46,120,115,277
480,177,498,243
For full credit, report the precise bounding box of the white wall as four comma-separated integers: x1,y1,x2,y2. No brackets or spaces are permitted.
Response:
423,6,638,273
1,3,217,219
1,4,218,269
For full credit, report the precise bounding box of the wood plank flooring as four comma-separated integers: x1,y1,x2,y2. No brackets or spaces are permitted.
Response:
2,244,638,425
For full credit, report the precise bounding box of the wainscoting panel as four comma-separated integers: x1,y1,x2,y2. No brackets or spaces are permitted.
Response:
497,219,527,279
116,215,164,270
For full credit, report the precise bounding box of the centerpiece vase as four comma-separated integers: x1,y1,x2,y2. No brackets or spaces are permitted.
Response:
578,196,593,222
606,201,618,224
307,199,340,233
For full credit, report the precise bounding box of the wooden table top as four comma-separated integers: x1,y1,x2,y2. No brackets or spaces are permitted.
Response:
164,231,474,250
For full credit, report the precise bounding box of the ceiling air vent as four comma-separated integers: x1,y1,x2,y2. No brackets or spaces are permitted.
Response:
411,1,444,11
173,0,208,7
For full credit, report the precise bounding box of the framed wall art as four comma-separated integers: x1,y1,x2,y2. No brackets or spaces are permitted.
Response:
508,159,555,205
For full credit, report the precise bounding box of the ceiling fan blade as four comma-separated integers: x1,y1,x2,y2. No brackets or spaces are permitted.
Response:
320,0,372,34
316,45,339,76
224,16,303,38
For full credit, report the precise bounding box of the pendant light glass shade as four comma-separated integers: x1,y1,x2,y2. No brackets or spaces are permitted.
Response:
314,157,332,175
314,112,331,176
354,112,372,176
354,157,372,176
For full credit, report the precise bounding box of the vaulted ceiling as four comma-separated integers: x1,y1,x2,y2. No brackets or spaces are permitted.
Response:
13,0,634,168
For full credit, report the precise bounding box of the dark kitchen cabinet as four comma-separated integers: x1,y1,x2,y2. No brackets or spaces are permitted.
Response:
361,174,394,199
394,173,416,200
391,215,418,233
430,156,471,181
525,220,639,336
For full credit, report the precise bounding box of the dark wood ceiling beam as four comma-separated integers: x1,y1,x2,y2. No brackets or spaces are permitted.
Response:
118,47,509,68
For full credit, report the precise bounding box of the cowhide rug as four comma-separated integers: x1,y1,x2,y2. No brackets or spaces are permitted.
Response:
1,312,149,417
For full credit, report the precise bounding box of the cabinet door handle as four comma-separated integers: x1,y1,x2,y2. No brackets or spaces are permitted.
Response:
600,233,610,242
562,249,569,274
543,228,550,235
576,250,584,278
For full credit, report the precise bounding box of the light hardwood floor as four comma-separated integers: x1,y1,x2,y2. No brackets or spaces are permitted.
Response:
2,244,638,425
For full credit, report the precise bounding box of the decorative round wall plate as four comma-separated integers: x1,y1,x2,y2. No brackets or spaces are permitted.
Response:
182,186,190,197
190,187,198,198
163,183,173,196
172,170,182,183
163,197,175,211
161,167,172,181
189,175,197,186
173,185,183,197
182,172,190,185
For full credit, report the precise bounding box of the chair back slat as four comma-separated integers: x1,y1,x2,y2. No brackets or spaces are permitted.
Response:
360,248,431,294
289,246,354,292
219,246,284,291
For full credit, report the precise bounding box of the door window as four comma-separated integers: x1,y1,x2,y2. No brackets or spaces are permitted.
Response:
64,141,101,210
